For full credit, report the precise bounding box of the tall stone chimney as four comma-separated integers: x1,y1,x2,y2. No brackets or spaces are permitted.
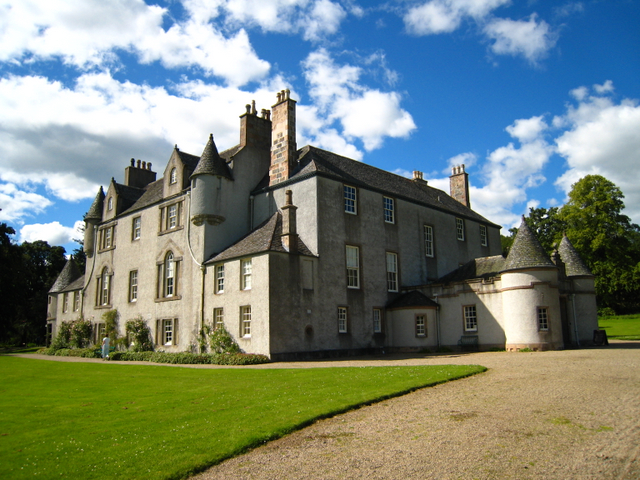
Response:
281,190,298,253
449,164,470,208
269,89,297,186
239,100,271,151
125,158,156,188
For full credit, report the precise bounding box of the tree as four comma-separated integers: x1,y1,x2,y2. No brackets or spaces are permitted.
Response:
0,224,22,343
524,207,564,253
558,175,640,311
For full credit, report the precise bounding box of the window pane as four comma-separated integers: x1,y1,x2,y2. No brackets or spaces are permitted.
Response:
384,197,394,223
344,185,356,214
456,218,465,241
424,225,434,257
346,246,359,289
416,315,426,336
464,305,477,331
216,265,224,293
480,225,487,246
373,309,382,333
241,306,251,336
386,252,398,292
338,307,348,333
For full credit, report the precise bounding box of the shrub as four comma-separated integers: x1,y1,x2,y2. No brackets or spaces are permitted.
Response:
50,321,72,350
108,351,270,365
102,309,119,343
208,326,241,354
598,307,616,317
70,318,93,349
125,317,154,352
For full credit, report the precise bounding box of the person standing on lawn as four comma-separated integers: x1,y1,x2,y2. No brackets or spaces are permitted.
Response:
101,336,110,359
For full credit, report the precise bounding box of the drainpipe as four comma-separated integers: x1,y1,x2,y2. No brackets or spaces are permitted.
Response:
81,224,99,318
434,293,440,348
571,294,580,346
186,191,205,330
249,195,255,231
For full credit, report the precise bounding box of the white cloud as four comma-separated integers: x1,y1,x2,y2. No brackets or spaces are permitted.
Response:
554,86,640,223
505,115,547,143
0,183,53,222
301,49,416,155
447,152,477,171
404,0,510,35
0,0,270,86
19,221,84,246
483,14,558,62
219,0,347,41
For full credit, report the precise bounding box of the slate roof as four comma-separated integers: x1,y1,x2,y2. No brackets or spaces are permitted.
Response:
176,148,200,171
503,217,555,271
191,134,233,180
435,255,506,284
84,187,105,221
558,235,593,276
49,258,83,293
386,290,439,309
254,145,498,226
113,181,146,213
206,212,314,264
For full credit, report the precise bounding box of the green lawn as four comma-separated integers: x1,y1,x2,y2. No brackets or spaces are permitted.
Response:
0,357,485,480
599,314,640,340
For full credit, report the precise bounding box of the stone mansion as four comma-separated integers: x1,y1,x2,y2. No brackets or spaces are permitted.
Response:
47,90,598,359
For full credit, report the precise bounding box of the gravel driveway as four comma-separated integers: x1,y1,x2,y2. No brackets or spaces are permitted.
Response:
190,343,640,480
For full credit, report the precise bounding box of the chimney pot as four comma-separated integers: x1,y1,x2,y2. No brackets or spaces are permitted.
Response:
137,159,141,168
131,158,135,167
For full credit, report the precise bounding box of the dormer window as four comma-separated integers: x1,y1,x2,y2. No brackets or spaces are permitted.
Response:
170,168,177,185
107,197,113,211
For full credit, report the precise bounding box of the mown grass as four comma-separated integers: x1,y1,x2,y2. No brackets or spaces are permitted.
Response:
0,357,485,480
598,314,640,340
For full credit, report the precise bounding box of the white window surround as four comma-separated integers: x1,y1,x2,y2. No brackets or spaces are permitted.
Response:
480,225,488,247
241,259,252,290
373,308,382,333
383,196,395,223
424,224,434,257
346,245,360,289
133,217,141,240
215,265,224,293
416,315,426,337
386,252,398,292
338,306,348,333
157,318,178,346
129,270,138,302
464,305,477,332
344,185,357,214
165,253,175,297
538,307,549,331
241,305,251,337
170,167,177,185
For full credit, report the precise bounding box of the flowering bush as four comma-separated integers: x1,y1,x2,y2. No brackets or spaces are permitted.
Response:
125,317,154,352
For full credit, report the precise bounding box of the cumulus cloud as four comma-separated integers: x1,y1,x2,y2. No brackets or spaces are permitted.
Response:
404,0,510,35
447,152,477,171
301,49,416,155
0,183,53,222
554,84,640,222
0,0,270,86
483,14,558,63
19,220,84,246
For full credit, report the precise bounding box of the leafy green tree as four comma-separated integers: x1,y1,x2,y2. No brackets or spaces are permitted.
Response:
558,175,640,311
0,223,23,343
524,206,564,253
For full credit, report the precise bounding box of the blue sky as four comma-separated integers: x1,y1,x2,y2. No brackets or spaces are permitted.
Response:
1,0,639,255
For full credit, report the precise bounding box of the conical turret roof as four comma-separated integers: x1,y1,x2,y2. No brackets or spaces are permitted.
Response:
191,134,232,180
503,217,555,271
84,186,105,221
558,235,592,276
49,257,82,293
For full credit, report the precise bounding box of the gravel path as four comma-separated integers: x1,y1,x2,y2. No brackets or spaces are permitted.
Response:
191,343,640,480
13,343,640,479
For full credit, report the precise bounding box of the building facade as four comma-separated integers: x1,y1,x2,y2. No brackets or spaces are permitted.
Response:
47,90,598,358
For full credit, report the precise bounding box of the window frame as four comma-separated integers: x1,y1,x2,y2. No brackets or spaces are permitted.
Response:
415,314,427,337
129,270,138,302
73,291,80,312
383,196,395,224
213,307,224,330
165,252,175,297
537,307,549,331
169,167,177,185
373,308,383,334
240,305,252,337
96,267,111,307
107,197,113,211
338,306,348,333
241,259,252,290
98,224,116,251
463,305,478,332
424,224,434,258
345,245,360,289
132,216,141,241
62,292,69,313
215,264,225,293
159,201,183,234
386,252,398,292
344,185,357,215
456,218,465,241
480,225,488,247
156,252,181,301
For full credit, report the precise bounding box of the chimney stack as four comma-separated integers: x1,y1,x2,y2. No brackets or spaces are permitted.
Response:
269,89,297,186
125,158,157,188
239,100,271,151
281,189,298,253
449,164,470,208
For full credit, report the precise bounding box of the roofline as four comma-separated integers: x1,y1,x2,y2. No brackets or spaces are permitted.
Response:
253,169,501,228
